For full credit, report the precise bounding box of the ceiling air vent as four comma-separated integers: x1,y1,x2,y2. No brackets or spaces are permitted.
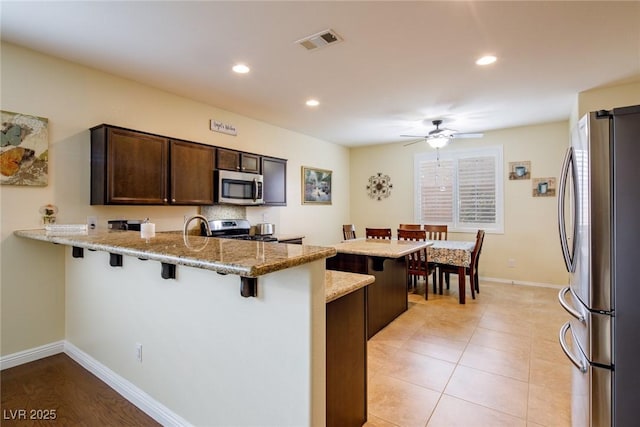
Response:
295,29,342,51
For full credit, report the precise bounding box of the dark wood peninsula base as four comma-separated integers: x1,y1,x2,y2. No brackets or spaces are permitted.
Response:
327,253,407,339
326,286,367,427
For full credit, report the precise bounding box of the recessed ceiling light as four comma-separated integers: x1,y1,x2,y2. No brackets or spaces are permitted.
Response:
306,99,320,107
232,64,250,74
476,55,497,66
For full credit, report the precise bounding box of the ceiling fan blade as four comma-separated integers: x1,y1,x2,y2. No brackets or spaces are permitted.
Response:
451,133,484,139
400,134,427,138
403,138,425,146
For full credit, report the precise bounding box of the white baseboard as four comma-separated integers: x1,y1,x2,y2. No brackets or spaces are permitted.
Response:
1,341,191,427
64,342,192,427
0,340,65,370
480,276,565,289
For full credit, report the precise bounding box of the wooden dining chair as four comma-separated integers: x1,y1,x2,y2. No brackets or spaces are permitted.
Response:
397,229,432,300
398,223,421,230
365,228,392,239
423,224,448,290
342,224,356,240
423,224,448,240
439,229,485,300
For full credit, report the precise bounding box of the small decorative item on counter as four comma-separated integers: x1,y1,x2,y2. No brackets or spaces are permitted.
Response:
140,217,156,239
39,203,58,224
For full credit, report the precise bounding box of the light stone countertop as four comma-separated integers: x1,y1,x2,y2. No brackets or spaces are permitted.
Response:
325,270,375,303
331,237,432,258
14,229,335,277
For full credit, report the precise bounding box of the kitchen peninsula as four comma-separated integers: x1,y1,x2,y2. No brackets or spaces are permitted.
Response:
326,238,432,338
14,229,336,426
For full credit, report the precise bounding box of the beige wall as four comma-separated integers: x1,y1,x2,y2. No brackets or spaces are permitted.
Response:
0,42,349,356
578,81,640,120
350,121,571,286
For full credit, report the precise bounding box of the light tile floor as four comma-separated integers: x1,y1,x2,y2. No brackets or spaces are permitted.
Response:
364,279,573,427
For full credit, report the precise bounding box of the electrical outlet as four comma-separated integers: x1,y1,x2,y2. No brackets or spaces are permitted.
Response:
507,258,516,268
136,343,143,363
87,216,97,230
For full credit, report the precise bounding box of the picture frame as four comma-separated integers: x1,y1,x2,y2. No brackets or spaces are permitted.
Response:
508,160,531,180
532,177,556,197
302,166,332,205
1,110,49,186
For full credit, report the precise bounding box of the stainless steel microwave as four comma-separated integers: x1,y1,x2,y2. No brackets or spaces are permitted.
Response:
216,170,264,205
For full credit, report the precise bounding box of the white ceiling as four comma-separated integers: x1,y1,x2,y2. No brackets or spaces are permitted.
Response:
2,1,639,147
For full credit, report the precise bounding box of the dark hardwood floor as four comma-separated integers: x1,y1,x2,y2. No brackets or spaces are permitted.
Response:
1,354,160,426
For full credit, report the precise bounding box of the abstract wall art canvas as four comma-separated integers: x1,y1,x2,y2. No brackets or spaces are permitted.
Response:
1,110,49,186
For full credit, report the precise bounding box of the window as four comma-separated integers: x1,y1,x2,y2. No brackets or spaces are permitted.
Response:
414,146,504,233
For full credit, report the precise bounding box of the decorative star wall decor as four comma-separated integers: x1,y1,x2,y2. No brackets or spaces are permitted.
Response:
367,172,393,201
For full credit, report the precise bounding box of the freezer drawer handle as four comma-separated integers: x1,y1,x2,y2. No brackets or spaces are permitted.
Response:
558,286,585,322
559,321,587,373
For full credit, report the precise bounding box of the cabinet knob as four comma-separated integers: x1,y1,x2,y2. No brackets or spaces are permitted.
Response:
172,198,176,202
163,198,168,202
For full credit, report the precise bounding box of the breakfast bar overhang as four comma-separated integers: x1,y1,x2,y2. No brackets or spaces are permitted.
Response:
14,229,336,426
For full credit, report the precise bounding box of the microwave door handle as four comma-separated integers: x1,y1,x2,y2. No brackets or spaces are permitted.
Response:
253,178,258,202
559,322,588,373
558,147,576,272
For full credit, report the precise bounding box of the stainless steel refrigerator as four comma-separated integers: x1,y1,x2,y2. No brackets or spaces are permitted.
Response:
558,104,640,427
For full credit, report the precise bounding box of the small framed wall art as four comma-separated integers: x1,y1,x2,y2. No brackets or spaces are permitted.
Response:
532,177,556,197
302,166,332,204
509,161,531,180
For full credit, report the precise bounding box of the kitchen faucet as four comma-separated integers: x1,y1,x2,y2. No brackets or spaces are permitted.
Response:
183,214,210,237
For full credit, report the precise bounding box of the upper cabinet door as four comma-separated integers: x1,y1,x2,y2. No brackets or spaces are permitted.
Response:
92,126,168,205
262,156,287,206
217,148,261,174
240,153,261,174
217,148,241,171
170,140,215,205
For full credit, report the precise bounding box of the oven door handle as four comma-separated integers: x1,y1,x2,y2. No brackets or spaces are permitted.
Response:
559,321,588,373
558,286,585,322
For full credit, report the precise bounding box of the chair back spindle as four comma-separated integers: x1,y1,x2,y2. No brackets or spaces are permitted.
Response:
365,228,392,239
342,224,356,240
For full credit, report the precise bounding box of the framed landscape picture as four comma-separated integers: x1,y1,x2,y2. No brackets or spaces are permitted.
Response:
302,166,332,205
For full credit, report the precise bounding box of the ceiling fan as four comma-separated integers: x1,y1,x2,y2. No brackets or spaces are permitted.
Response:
401,119,483,148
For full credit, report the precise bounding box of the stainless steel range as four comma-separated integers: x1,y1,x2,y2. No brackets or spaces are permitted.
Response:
200,219,277,242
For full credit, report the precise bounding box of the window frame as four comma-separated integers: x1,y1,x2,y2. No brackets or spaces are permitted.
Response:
413,145,504,234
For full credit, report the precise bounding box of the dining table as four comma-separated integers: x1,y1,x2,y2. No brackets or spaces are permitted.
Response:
427,240,476,304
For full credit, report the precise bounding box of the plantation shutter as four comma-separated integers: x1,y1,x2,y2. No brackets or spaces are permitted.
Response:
418,159,454,224
458,156,496,224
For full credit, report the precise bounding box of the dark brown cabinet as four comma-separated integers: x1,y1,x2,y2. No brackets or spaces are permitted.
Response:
169,139,215,205
262,156,287,206
326,254,407,339
91,125,168,205
217,148,261,174
326,287,367,427
91,125,215,205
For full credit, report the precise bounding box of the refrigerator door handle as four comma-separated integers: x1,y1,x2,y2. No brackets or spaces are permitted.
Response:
558,146,577,272
559,321,588,373
558,286,585,322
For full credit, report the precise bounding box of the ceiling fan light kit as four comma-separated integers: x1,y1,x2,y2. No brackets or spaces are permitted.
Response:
427,137,450,149
401,119,484,148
